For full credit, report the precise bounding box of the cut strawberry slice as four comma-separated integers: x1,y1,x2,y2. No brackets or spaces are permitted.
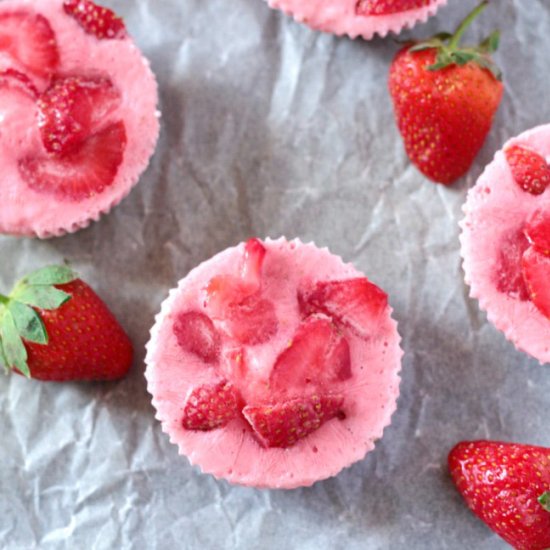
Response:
243,394,344,448
270,314,351,396
19,121,127,201
495,228,530,301
0,11,59,79
356,0,433,16
0,69,39,99
225,294,278,345
204,238,268,316
63,0,126,40
182,381,240,431
505,145,550,196
173,311,220,364
522,247,550,319
241,238,267,292
299,278,388,339
37,75,121,155
524,210,550,256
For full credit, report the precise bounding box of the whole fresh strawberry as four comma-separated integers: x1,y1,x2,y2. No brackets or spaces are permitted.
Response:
449,440,550,550
0,265,133,381
389,1,503,185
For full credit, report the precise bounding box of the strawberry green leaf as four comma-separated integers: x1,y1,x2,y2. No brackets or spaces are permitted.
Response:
409,40,443,53
475,56,502,81
412,1,501,81
451,51,477,66
479,30,500,54
0,310,30,378
0,338,8,373
8,301,48,345
540,491,550,513
21,265,77,286
428,50,454,71
13,286,72,310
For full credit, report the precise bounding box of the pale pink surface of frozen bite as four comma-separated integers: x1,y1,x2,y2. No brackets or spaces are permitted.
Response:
0,0,160,237
145,238,402,489
266,0,447,40
461,124,550,364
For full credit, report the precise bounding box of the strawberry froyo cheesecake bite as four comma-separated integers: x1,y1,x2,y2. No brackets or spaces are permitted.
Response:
461,124,550,364
0,0,160,237
266,0,447,40
145,238,402,489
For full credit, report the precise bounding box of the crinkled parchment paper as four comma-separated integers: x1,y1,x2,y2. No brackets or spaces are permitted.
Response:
1,0,549,548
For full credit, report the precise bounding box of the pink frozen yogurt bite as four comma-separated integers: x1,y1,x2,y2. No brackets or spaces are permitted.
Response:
145,238,402,489
266,0,447,40
0,0,160,237
461,124,550,364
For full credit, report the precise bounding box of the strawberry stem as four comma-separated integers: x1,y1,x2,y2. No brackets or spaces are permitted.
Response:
449,1,489,49
540,491,550,513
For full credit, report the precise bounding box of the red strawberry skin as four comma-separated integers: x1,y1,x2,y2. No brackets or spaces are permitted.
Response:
243,394,344,448
182,381,240,431
24,280,133,381
389,47,503,184
449,441,550,550
356,0,433,16
63,0,126,40
506,145,550,196
521,247,550,319
0,11,59,79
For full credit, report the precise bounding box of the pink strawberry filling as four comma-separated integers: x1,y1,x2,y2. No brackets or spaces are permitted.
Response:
174,238,389,449
495,151,550,319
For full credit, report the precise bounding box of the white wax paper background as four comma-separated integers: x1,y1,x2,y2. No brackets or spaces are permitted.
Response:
1,0,549,548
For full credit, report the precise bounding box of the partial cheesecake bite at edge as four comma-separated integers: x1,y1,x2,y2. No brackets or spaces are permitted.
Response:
461,124,550,364
265,0,447,40
0,0,160,238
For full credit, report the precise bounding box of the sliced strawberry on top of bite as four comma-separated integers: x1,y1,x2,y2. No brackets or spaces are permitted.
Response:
521,246,550,319
240,238,267,293
37,75,121,156
204,239,268,316
182,381,241,431
524,210,550,256
203,239,279,346
173,311,221,364
299,278,388,339
505,145,550,196
243,394,344,449
225,293,278,346
356,0,433,16
495,228,530,301
0,11,59,80
19,120,127,201
270,314,351,396
63,0,127,40
0,69,39,99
